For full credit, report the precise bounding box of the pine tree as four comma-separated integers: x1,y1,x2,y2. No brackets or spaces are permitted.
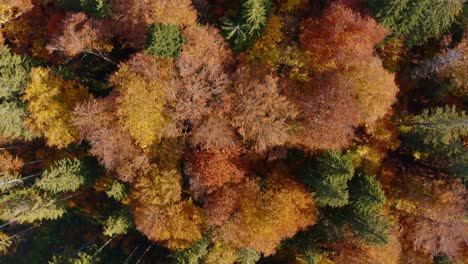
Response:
0,101,35,140
145,23,184,58
369,0,464,46
34,158,86,194
0,46,30,100
299,151,355,207
400,105,467,160
171,237,211,264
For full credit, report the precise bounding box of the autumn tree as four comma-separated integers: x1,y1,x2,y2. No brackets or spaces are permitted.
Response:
394,174,467,261
47,12,114,61
0,0,33,25
369,0,464,46
300,3,388,73
110,53,179,149
231,72,297,151
23,67,90,148
184,149,246,197
73,96,150,182
175,25,233,127
190,116,238,151
299,151,355,207
216,175,317,255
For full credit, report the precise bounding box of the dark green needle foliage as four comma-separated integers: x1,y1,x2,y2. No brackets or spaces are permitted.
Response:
346,173,390,245
171,237,211,264
35,158,86,194
0,46,30,100
400,105,467,160
299,151,355,207
81,0,110,18
145,23,184,59
222,0,272,52
368,0,464,46
0,101,35,141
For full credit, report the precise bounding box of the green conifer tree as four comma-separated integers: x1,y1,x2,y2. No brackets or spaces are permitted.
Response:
145,23,184,58
35,158,86,194
105,181,127,201
0,47,30,100
299,151,355,207
0,188,65,224
0,101,35,140
103,211,133,237
80,0,110,18
400,105,467,160
222,0,272,52
369,0,464,46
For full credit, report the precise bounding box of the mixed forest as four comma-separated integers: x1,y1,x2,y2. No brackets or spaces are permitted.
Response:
0,0,467,263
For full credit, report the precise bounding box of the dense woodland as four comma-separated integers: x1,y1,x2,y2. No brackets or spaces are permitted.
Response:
0,0,466,263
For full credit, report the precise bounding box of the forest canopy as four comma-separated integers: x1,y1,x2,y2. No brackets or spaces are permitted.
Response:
0,0,466,263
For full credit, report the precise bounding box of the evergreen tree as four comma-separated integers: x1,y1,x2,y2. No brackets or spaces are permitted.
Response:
171,237,211,264
346,174,390,245
299,151,355,207
103,211,133,237
145,23,184,58
0,188,65,224
0,46,30,100
0,101,35,140
222,0,272,52
35,158,86,194
105,181,127,201
369,0,464,46
80,0,110,18
400,105,467,160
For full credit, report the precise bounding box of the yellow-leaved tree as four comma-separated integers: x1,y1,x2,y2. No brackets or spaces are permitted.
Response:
23,67,90,148
110,53,179,149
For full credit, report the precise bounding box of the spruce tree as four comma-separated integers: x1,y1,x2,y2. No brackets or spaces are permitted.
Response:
222,0,272,52
346,173,390,245
0,46,30,100
80,0,110,18
369,0,464,46
145,23,184,59
299,151,355,207
105,181,127,201
35,158,86,194
0,101,35,140
0,188,65,224
400,105,467,160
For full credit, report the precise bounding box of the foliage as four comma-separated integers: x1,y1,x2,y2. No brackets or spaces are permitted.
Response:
35,158,85,194
23,67,90,148
299,151,355,207
103,211,133,236
0,101,35,140
400,105,467,161
47,12,113,60
145,23,184,59
80,0,110,18
369,0,464,46
231,72,297,151
105,181,126,201
0,46,30,100
222,0,272,52
0,188,65,224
